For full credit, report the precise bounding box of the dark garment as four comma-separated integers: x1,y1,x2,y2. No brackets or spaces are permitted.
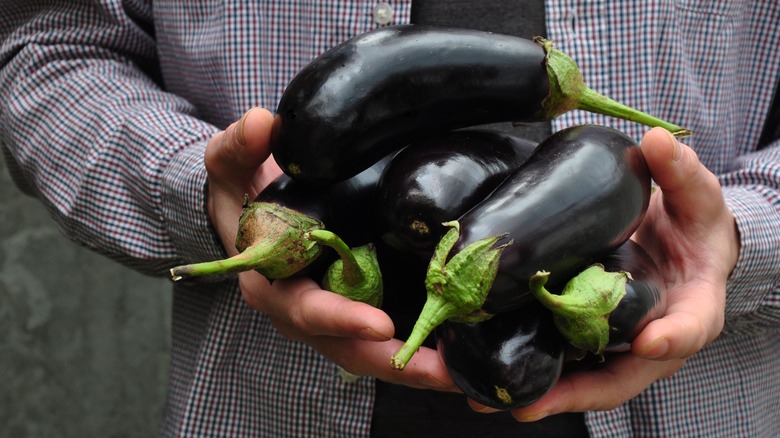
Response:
759,78,780,148
371,383,589,438
370,1,589,437
409,0,552,144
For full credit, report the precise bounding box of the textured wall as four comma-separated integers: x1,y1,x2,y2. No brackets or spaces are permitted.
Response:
0,156,172,437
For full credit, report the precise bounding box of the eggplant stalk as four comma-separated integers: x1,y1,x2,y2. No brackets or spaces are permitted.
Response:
538,37,691,138
529,265,630,355
169,201,323,281
305,230,383,308
390,221,504,370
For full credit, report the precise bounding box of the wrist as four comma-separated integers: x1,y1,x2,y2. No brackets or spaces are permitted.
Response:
161,137,227,267
720,186,780,317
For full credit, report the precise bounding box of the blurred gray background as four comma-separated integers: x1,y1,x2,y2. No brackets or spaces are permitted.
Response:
1,155,172,437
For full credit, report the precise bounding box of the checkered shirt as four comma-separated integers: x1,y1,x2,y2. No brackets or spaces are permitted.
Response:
1,1,778,436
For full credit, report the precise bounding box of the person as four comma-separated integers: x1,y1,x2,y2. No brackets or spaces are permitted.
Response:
1,1,778,436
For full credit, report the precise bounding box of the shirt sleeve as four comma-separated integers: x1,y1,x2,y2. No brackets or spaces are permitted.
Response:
721,138,780,330
0,1,225,277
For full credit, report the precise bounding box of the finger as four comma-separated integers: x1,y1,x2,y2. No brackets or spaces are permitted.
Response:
328,339,457,392
204,108,280,251
244,275,395,341
466,399,500,414
274,323,458,392
204,107,277,186
508,354,685,422
640,127,724,224
633,280,724,360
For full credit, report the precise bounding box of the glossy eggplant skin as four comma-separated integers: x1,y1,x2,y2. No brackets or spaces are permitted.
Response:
601,240,667,352
256,154,393,246
460,124,651,314
377,129,537,260
254,174,328,221
271,25,549,183
435,301,565,410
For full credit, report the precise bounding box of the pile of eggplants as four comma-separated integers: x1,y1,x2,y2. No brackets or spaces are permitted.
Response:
169,24,678,409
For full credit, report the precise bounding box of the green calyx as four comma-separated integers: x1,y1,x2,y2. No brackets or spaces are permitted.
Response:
169,201,323,281
535,37,692,138
390,221,506,370
306,229,383,307
529,265,630,355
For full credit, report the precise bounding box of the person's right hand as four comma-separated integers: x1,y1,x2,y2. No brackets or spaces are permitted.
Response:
203,107,456,391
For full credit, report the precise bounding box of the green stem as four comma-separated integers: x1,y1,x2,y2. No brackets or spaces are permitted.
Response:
306,230,383,307
529,265,629,354
306,229,364,287
169,201,324,281
576,87,691,137
390,293,458,370
537,37,692,138
390,221,506,370
170,244,276,281
528,271,572,314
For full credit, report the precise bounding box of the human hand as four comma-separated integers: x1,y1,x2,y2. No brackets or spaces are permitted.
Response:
470,127,740,420
204,107,280,252
203,108,455,392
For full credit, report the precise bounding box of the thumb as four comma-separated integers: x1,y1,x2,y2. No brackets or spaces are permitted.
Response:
205,107,276,188
633,128,732,360
204,107,279,253
639,127,723,225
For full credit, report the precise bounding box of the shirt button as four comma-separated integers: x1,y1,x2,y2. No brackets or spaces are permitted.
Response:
373,2,394,25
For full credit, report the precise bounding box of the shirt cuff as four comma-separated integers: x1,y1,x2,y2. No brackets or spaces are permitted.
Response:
722,186,780,317
160,135,227,271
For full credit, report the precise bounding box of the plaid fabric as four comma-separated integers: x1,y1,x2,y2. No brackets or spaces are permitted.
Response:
1,1,778,437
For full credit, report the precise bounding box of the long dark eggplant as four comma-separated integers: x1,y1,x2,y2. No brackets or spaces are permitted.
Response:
435,302,565,410
271,24,689,183
529,240,667,355
377,129,537,260
391,124,650,370
169,156,392,281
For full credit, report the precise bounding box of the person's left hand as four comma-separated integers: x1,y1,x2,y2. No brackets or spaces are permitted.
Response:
469,127,740,421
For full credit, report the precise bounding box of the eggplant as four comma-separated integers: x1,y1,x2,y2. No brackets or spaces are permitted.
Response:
529,240,667,355
168,156,392,281
435,301,566,410
377,129,537,260
259,153,393,246
271,24,689,183
391,124,650,370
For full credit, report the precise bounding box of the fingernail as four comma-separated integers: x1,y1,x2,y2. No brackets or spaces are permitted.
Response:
470,404,496,414
516,411,548,422
418,373,450,390
234,110,252,146
358,327,391,341
638,336,669,359
666,129,682,162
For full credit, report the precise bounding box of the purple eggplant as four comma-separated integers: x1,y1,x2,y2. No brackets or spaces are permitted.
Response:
530,240,667,355
258,154,393,247
168,156,391,281
391,124,651,370
270,25,689,183
377,129,537,260
435,302,565,410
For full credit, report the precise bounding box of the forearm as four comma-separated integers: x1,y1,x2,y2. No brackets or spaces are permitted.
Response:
0,3,223,276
